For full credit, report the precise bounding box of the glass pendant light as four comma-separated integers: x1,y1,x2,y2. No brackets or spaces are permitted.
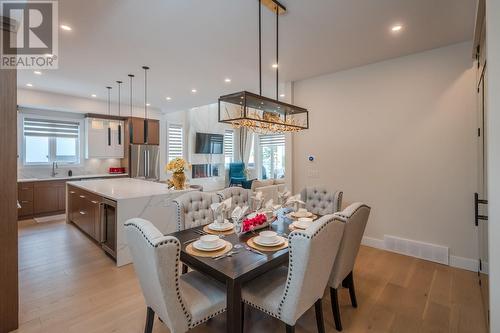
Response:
116,80,123,145
106,86,112,146
142,66,150,143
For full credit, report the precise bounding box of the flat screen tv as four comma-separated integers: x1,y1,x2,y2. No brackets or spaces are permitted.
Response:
195,133,224,154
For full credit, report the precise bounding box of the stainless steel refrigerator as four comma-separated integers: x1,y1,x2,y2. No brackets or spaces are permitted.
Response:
130,144,160,181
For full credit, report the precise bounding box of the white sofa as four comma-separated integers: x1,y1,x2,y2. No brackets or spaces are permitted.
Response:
251,178,286,203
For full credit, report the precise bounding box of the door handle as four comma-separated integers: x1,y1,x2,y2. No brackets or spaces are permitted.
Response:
79,195,86,199
475,192,488,226
91,200,99,204
69,191,76,194
79,210,87,215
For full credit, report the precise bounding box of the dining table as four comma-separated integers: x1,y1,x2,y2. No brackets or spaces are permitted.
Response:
167,217,295,333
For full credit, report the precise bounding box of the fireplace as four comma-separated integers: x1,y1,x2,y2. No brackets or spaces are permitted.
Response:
192,164,221,179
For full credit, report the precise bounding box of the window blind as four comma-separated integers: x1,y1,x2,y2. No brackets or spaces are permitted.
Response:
259,134,285,146
24,118,79,138
224,129,234,161
168,124,184,161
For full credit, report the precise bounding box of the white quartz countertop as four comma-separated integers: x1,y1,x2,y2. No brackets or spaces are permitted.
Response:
18,173,128,183
66,178,189,201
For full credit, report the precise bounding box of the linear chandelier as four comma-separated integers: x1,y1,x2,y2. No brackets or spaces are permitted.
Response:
218,0,309,134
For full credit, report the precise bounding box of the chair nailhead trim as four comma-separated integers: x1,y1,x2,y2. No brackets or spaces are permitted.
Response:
188,308,227,328
124,222,192,326
243,299,281,320
336,204,370,220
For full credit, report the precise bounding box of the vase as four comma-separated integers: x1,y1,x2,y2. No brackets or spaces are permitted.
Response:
172,172,186,190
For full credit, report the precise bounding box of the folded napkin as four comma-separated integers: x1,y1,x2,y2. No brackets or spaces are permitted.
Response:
264,199,274,210
284,193,305,207
278,189,292,204
252,191,264,211
231,205,249,222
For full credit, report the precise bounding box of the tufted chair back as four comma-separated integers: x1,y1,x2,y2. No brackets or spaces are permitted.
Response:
329,203,371,288
125,218,191,333
216,187,252,211
278,215,345,325
300,186,343,215
173,192,221,231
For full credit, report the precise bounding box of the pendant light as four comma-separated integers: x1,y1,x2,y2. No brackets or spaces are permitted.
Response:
128,74,135,117
142,66,150,144
116,80,123,145
218,0,309,133
106,86,112,146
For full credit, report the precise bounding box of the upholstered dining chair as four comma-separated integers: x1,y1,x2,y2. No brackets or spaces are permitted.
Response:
300,186,343,215
241,215,345,333
216,187,252,211
172,191,221,232
328,202,371,331
125,218,227,333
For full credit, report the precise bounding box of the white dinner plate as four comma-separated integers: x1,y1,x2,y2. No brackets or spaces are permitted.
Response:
291,211,313,218
208,222,234,231
193,239,226,252
253,236,286,247
292,221,312,230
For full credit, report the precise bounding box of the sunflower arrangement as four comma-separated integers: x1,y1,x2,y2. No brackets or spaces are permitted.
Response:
165,158,189,174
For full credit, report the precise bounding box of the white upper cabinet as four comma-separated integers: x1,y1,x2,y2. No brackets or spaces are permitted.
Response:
85,118,124,159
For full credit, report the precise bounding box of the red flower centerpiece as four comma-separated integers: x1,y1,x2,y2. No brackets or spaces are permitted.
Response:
241,213,268,233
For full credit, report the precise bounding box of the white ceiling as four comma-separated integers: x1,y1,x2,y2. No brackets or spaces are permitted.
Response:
17,0,476,113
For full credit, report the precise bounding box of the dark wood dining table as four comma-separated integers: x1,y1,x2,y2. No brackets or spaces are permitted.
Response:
167,219,292,333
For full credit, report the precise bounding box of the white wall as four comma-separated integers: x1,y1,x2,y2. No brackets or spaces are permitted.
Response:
292,42,478,263
486,0,500,330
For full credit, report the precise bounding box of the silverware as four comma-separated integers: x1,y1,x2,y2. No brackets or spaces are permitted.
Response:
193,229,208,235
214,251,239,260
246,246,265,256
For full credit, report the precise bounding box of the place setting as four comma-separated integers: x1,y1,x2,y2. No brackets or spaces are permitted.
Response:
185,233,234,258
247,230,288,252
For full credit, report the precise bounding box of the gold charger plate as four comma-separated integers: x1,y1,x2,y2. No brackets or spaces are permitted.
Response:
246,237,288,252
286,213,319,221
185,240,233,258
203,225,235,235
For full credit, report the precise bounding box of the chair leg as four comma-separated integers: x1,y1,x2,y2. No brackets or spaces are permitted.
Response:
182,263,188,274
314,299,326,333
241,302,245,330
145,307,155,333
330,287,342,331
345,271,358,308
285,324,295,333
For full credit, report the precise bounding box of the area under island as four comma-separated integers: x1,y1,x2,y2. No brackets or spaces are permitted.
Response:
66,178,192,266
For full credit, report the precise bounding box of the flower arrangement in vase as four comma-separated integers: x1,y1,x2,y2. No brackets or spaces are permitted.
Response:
165,158,190,190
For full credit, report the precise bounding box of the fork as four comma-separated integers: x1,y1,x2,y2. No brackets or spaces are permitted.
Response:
214,251,239,260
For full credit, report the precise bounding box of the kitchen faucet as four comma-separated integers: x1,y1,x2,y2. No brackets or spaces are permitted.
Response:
51,162,58,177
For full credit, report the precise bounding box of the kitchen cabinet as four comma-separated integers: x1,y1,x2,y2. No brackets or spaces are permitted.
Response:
33,180,66,216
67,185,102,242
85,117,124,159
18,182,34,219
129,117,160,145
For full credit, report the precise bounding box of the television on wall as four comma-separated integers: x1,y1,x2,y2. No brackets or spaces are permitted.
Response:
195,133,224,154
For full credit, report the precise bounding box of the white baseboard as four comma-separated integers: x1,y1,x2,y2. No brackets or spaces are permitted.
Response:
362,236,478,272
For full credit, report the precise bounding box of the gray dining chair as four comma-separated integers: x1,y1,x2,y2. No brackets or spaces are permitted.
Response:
328,202,371,331
216,187,252,210
300,186,343,215
124,218,227,333
172,191,221,232
241,215,345,333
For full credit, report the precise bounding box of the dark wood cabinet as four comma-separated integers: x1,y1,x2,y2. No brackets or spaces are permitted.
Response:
33,180,66,216
129,117,160,145
67,185,102,242
18,182,34,219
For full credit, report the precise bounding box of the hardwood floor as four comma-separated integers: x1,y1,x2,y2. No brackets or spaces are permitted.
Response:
14,219,486,333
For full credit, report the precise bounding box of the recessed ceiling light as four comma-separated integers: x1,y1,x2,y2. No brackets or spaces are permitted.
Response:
33,70,42,75
60,24,72,31
91,94,97,98
280,94,285,98
391,24,403,32
146,103,151,107
272,64,278,69
191,89,197,93
224,78,231,83
166,97,172,101
26,83,33,87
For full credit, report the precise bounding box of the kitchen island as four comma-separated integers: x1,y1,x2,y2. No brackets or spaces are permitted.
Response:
66,178,193,266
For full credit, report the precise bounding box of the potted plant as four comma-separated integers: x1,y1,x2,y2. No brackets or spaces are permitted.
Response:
165,158,190,190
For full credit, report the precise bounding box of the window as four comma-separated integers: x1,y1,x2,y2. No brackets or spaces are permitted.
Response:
224,129,234,164
259,134,285,180
23,117,80,165
167,124,184,162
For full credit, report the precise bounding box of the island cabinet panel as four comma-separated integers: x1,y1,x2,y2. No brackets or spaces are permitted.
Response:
67,185,103,242
33,180,66,216
18,183,34,219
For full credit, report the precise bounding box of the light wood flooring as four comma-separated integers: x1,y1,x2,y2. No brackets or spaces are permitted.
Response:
13,219,487,333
